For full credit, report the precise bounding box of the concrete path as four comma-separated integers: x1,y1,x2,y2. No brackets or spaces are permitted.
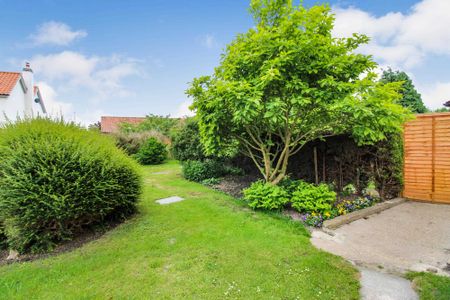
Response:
312,201,450,275
359,268,418,300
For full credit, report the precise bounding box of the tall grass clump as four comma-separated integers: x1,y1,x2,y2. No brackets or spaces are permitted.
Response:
0,118,142,253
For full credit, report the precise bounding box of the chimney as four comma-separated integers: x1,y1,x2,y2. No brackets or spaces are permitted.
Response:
22,62,34,116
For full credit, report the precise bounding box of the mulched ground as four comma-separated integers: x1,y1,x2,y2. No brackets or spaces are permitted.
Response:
210,174,259,198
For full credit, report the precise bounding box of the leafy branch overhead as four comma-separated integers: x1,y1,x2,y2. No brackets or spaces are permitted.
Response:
187,0,412,184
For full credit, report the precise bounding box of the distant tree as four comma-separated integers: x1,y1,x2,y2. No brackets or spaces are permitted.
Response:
434,100,450,112
119,114,183,137
187,0,412,184
88,121,101,131
380,68,428,113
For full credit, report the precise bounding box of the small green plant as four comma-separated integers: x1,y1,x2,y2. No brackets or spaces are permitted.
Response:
291,182,336,214
342,184,356,196
201,178,221,186
243,181,289,210
182,160,226,182
134,137,168,165
0,118,142,253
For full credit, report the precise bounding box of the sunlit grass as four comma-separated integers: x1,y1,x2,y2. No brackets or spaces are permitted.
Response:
0,161,359,299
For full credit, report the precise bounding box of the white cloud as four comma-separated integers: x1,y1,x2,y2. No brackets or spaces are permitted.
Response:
173,100,195,118
30,21,87,46
200,34,218,49
333,0,450,69
419,82,450,110
37,81,107,126
30,51,141,101
35,81,73,116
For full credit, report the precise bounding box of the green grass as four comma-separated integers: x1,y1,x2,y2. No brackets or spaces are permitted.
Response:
406,272,450,300
0,161,359,299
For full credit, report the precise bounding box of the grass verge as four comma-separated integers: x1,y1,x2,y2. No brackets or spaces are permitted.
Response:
0,161,359,299
406,272,450,300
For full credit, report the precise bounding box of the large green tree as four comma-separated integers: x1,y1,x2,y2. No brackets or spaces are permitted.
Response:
187,0,411,184
380,68,428,113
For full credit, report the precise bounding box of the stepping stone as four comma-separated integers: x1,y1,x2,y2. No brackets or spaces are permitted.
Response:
156,196,185,205
152,171,170,175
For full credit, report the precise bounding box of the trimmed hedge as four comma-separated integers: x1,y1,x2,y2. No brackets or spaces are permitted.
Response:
0,118,142,253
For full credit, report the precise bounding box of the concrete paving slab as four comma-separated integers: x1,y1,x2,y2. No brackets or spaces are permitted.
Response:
156,196,185,205
312,201,450,275
359,268,418,300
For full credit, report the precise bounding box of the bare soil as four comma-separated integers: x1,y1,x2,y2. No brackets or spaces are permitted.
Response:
211,174,258,198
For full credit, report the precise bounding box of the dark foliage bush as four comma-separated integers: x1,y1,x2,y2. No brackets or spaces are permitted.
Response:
172,119,206,162
0,118,142,253
243,180,289,210
134,137,168,165
181,160,226,182
0,222,7,250
372,132,403,199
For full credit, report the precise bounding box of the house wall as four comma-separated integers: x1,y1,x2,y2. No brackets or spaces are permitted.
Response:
0,83,26,123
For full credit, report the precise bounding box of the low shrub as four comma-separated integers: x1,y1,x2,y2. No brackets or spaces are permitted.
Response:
114,130,170,155
134,137,168,165
181,160,226,182
0,118,142,253
201,178,221,186
224,165,245,176
243,181,289,210
290,181,336,214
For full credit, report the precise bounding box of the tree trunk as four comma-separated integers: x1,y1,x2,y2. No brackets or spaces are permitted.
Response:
314,146,319,184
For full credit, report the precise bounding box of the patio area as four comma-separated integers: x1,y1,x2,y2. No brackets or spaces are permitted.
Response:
311,200,450,276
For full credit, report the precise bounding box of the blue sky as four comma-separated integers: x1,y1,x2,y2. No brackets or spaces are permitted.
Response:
1,0,449,124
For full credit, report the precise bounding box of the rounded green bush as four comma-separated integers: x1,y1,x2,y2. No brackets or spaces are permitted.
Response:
134,137,168,165
181,159,226,182
243,180,289,210
0,118,142,253
290,182,336,214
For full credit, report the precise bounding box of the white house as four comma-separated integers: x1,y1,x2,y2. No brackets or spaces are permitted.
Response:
0,62,46,122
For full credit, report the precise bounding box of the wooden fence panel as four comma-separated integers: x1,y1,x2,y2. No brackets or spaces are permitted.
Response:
403,113,450,204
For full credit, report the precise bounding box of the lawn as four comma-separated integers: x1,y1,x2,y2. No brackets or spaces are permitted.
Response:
0,161,359,299
407,272,450,300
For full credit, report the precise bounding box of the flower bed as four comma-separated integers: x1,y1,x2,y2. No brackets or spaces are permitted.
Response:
242,178,381,228
301,195,380,227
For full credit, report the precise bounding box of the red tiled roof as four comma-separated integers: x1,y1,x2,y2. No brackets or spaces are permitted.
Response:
0,72,21,96
100,116,146,133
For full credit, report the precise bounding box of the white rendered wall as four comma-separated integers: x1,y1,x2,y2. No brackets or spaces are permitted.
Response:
0,84,26,123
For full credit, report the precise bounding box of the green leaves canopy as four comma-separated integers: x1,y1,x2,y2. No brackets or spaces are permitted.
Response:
187,0,412,183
